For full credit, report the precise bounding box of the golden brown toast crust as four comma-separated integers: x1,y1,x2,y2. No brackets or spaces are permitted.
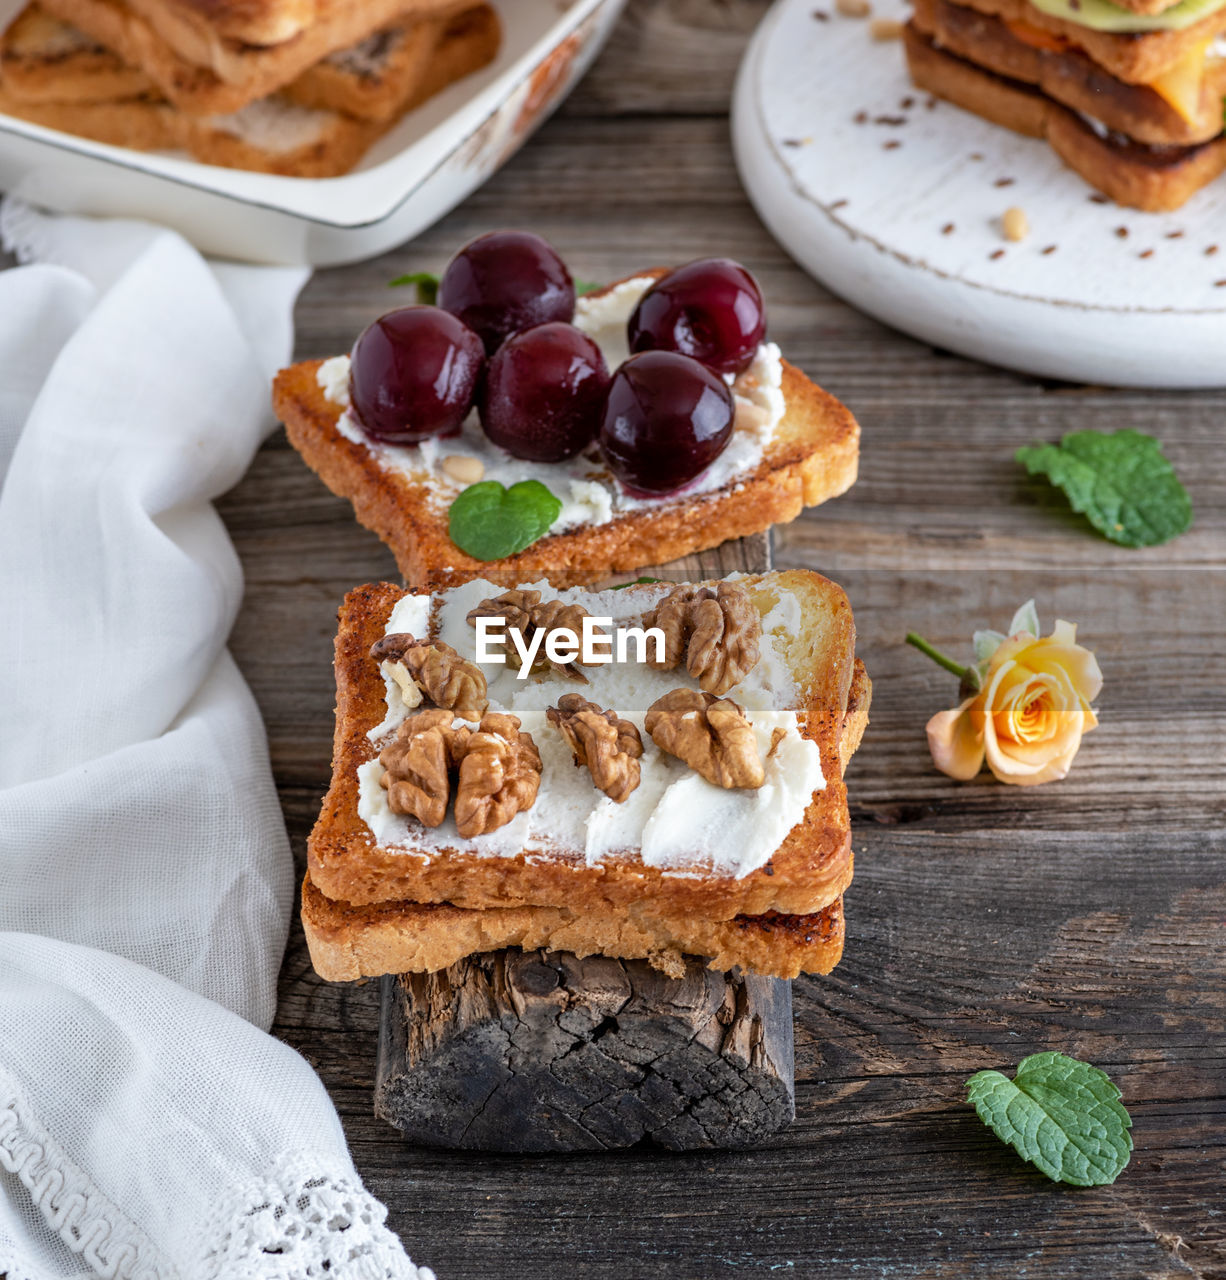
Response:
282,6,498,123
123,0,316,54
307,576,863,918
0,4,151,101
905,25,1226,210
950,0,1226,82
271,347,860,592
300,874,848,980
913,0,1226,146
0,83,183,145
0,5,499,176
38,0,467,112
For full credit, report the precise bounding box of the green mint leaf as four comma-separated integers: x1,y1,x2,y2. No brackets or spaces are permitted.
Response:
609,576,662,590
967,1052,1132,1186
389,271,440,304
448,480,561,561
575,280,602,296
1016,429,1192,548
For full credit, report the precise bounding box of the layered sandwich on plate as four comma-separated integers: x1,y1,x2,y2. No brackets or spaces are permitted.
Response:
0,1,500,176
903,0,1226,208
302,571,870,982
273,232,860,588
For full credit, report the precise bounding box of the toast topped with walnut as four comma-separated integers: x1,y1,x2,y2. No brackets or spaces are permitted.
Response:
302,569,870,980
272,234,859,589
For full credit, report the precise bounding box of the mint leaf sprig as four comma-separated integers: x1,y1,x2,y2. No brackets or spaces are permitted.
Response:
389,271,440,305
1016,428,1192,548
968,1052,1133,1186
448,480,561,561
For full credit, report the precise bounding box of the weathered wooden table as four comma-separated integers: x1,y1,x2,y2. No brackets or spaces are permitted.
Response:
218,2,1226,1274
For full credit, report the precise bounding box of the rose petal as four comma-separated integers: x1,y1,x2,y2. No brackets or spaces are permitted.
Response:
927,695,984,780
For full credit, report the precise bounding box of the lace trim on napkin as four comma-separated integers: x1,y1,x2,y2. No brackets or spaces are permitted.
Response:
0,1082,169,1280
2,1082,435,1280
197,1154,437,1280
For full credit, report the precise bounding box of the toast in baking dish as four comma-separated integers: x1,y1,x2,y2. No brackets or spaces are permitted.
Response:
272,271,860,590
36,0,469,114
303,570,869,979
307,571,868,917
0,4,499,176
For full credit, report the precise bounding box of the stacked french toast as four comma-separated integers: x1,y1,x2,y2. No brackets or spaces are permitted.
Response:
0,0,500,175
272,232,870,982
904,0,1226,208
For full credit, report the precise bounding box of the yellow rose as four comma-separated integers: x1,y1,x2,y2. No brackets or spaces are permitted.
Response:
925,618,1102,787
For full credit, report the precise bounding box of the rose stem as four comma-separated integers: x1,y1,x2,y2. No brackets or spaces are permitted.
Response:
905,632,970,680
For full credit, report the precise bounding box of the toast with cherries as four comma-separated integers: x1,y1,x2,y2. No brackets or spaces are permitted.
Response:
272,248,859,590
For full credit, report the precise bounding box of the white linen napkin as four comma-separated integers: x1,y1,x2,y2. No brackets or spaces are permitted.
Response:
0,200,435,1280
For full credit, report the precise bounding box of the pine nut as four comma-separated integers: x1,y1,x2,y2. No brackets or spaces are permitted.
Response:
441,454,484,485
870,17,905,38
1002,206,1029,242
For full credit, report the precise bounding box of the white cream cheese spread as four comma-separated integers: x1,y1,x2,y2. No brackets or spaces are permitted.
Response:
316,277,786,535
356,579,826,879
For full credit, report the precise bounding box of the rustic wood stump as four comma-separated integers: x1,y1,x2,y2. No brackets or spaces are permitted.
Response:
374,949,795,1151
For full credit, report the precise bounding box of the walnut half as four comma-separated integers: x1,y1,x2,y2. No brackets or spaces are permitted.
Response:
378,709,468,828
547,693,643,803
370,633,488,722
379,708,541,837
466,589,594,681
644,688,765,789
454,712,542,838
643,582,761,696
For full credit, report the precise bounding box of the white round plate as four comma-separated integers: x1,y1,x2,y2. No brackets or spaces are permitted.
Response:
731,0,1226,387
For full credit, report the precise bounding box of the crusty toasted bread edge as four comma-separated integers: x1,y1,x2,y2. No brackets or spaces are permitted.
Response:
271,284,860,589
905,25,1226,211
301,658,869,982
308,572,863,919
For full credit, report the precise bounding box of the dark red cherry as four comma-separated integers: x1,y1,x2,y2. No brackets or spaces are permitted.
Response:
349,306,483,444
438,230,575,354
599,351,734,495
627,258,766,376
479,322,610,463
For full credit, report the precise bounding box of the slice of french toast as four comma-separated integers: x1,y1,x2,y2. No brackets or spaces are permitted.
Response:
307,572,870,924
0,4,499,177
36,0,468,114
301,875,850,981
905,25,1226,211
940,0,1226,84
912,0,1226,146
271,271,860,591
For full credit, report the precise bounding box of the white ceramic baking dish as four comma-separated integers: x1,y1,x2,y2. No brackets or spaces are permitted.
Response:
0,0,625,265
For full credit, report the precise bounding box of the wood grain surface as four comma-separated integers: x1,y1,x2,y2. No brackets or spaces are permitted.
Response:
218,2,1226,1274
376,950,797,1152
